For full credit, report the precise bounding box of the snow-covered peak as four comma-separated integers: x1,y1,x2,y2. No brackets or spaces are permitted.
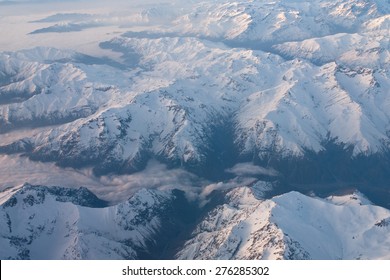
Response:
8,47,76,64
178,187,390,260
271,190,390,259
1,183,390,260
160,0,388,44
1,27,389,175
1,183,108,208
0,185,186,259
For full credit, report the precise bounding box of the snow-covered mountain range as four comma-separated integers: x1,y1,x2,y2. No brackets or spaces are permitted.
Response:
1,0,389,176
0,0,389,259
0,183,199,259
177,186,390,260
1,183,390,260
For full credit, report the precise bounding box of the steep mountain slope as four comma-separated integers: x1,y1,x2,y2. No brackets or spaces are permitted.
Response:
0,184,195,259
2,184,389,260
177,187,390,260
0,47,129,133
133,0,389,45
1,0,389,180
1,35,389,178
0,38,283,174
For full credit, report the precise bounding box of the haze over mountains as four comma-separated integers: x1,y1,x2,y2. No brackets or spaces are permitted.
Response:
0,0,389,259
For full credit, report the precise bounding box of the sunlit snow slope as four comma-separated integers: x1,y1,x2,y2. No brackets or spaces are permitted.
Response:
1,0,389,179
0,184,194,259
1,184,390,260
177,187,390,260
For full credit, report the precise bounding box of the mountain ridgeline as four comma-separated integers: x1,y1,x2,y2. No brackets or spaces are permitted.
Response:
1,183,390,260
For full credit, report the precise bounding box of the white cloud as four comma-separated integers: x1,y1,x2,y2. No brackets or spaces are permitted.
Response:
225,162,280,177
0,155,208,204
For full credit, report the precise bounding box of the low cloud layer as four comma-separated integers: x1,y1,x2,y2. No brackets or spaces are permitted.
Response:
0,154,278,206
226,162,280,178
0,155,209,204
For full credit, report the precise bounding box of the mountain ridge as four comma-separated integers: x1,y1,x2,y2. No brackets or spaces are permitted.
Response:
1,183,390,260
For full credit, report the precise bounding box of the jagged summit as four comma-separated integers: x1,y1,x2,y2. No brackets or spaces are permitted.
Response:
177,187,390,260
1,184,390,260
1,24,389,177
0,184,196,260
2,183,108,208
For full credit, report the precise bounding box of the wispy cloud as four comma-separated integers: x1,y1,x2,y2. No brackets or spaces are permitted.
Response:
0,155,208,204
201,177,258,197
225,162,280,177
